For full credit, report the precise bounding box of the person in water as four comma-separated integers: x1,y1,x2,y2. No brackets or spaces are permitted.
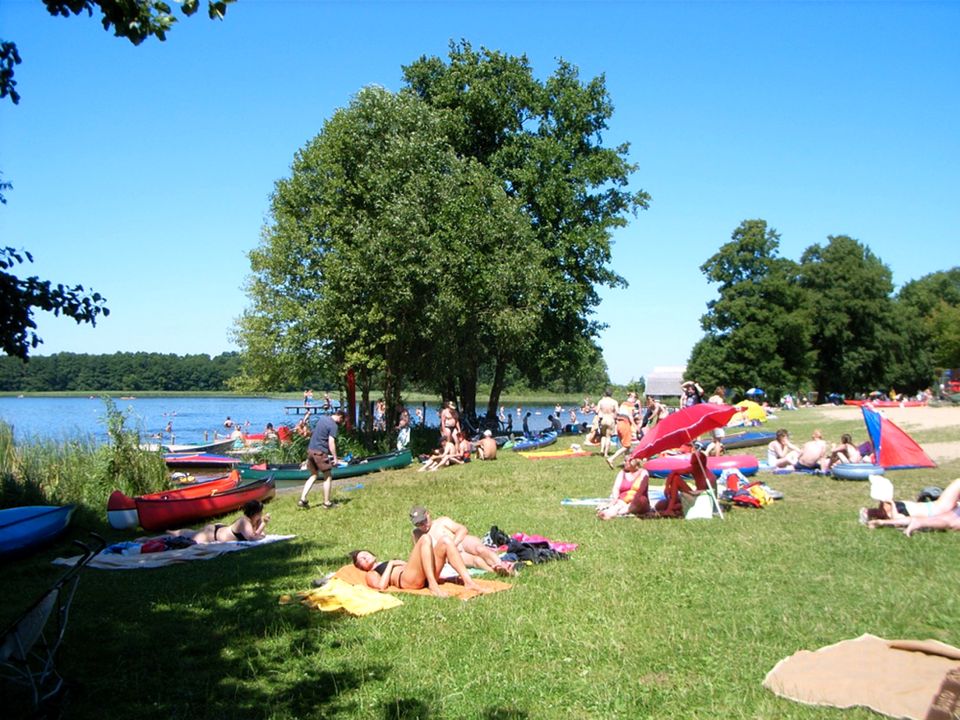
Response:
350,533,491,598
166,500,270,543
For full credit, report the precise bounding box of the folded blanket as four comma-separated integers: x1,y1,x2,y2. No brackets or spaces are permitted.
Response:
333,564,511,600
282,577,403,616
763,633,960,720
53,534,295,570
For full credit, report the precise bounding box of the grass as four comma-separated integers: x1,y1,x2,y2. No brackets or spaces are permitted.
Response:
2,407,959,719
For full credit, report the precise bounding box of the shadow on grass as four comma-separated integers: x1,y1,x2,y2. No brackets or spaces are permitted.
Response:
0,516,391,720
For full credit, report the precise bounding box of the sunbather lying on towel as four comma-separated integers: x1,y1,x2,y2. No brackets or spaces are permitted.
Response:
165,500,270,543
862,477,960,536
350,533,492,598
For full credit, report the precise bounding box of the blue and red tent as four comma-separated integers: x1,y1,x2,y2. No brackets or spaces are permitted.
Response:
861,406,936,470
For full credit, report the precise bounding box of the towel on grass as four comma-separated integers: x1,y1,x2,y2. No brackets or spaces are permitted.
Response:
333,563,511,600
763,633,960,720
561,486,667,508
282,577,403,616
53,534,295,570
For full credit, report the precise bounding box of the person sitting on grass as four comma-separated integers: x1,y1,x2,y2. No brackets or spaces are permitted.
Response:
418,439,463,472
862,477,960,536
166,500,270,543
704,428,725,457
597,453,712,521
796,429,829,472
475,430,498,461
767,429,801,470
410,505,516,576
350,533,492,598
825,433,861,470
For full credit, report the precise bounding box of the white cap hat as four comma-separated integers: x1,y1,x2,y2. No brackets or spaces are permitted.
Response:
869,474,894,503
483,429,493,437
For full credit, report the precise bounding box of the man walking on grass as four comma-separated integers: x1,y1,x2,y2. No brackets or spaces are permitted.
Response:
299,408,343,509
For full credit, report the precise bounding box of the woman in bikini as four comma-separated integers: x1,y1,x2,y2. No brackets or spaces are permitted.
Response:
166,500,270,543
863,477,960,536
350,533,490,598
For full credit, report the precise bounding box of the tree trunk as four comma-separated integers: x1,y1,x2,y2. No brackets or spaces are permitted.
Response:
383,362,403,433
458,370,477,419
360,368,371,447
487,355,507,418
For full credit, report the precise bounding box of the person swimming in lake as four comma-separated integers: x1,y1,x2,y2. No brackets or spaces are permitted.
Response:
165,500,270,543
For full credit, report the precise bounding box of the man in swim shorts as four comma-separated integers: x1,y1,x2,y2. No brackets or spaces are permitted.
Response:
596,389,619,460
410,506,516,576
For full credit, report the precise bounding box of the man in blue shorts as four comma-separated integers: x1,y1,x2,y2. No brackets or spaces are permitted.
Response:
299,408,343,509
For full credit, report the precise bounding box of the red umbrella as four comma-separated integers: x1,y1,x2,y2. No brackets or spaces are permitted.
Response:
631,403,738,461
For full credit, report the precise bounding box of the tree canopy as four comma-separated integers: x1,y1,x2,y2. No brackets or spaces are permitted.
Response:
238,45,643,426
688,222,943,400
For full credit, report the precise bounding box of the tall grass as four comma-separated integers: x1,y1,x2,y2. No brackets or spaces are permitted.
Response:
0,398,168,510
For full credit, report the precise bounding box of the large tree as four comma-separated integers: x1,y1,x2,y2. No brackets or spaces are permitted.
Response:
402,41,649,414
897,268,960,370
798,235,905,398
236,86,546,429
687,220,811,399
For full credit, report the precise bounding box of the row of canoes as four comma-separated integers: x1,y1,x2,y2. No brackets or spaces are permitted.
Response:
109,449,415,530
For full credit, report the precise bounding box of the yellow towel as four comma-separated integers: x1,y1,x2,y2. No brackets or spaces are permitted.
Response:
282,577,404,616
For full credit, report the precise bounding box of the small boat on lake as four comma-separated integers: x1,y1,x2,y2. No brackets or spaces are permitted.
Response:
0,505,76,560
163,453,239,469
238,449,413,487
106,470,275,531
142,438,238,455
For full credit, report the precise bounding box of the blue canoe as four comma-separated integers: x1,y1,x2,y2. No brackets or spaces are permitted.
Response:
0,505,76,560
511,432,559,452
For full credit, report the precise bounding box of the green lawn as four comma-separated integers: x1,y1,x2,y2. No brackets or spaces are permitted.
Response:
3,407,958,719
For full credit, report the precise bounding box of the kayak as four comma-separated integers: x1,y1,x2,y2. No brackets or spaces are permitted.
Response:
164,453,239,469
645,454,760,478
718,431,776,450
0,505,76,560
107,470,275,531
239,449,413,487
511,432,559,452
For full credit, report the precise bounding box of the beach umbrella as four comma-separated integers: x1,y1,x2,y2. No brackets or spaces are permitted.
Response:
745,387,764,396
631,403,739,461
732,400,767,424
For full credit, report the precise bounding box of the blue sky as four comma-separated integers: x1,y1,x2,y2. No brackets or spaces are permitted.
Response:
1,0,957,384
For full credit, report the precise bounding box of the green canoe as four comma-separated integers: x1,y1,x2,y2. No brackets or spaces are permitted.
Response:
239,449,412,488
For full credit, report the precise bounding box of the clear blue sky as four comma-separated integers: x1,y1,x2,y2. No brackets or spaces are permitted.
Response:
1,0,957,384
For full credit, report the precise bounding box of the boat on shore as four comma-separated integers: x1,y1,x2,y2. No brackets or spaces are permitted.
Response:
511,432,559,452
0,505,76,560
106,470,275,531
164,453,239,469
142,438,238,455
238,449,413,487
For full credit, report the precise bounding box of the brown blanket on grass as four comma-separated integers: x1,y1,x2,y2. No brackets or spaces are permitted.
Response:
333,564,512,600
763,633,960,720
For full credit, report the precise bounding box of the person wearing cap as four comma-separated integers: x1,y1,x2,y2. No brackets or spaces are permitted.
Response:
476,430,498,460
349,532,491,598
298,408,343,509
410,506,516,576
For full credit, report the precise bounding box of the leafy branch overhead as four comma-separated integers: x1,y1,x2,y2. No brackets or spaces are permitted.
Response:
1,0,235,104
0,247,109,360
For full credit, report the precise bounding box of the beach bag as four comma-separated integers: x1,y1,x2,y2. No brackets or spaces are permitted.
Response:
682,493,717,519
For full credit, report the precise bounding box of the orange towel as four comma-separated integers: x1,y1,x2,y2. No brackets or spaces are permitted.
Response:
333,564,512,600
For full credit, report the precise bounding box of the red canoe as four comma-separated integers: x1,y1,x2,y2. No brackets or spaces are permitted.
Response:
644,454,759,478
107,470,275,531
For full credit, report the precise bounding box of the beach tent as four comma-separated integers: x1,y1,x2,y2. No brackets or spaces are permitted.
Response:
861,406,936,470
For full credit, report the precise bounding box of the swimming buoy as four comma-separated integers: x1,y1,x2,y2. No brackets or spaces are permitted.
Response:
645,454,759,478
831,463,884,481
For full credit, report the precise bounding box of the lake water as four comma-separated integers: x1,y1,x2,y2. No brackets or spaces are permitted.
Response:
0,396,590,444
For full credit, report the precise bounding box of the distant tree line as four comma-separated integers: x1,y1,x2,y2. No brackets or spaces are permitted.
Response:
0,352,244,392
687,219,960,401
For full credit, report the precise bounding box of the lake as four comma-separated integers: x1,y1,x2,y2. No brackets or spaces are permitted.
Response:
0,396,590,444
